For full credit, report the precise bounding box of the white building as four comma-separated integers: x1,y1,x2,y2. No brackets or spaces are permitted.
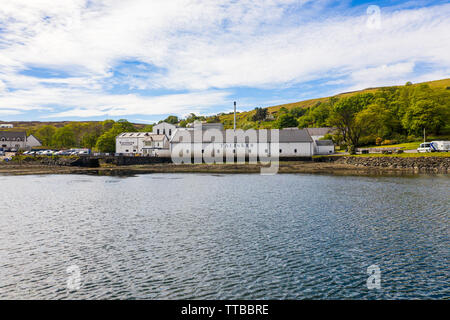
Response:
170,126,314,160
153,122,177,139
26,134,42,148
116,132,170,156
314,140,335,155
142,134,170,157
0,124,13,128
0,131,27,150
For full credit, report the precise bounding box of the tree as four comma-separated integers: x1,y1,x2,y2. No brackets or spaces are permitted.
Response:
252,107,268,121
35,125,56,146
95,131,117,153
328,93,374,153
402,100,448,135
95,119,136,152
356,103,394,139
102,119,115,131
289,107,306,118
276,113,298,129
162,115,179,124
52,126,76,148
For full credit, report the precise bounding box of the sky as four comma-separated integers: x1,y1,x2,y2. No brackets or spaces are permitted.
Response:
0,0,449,123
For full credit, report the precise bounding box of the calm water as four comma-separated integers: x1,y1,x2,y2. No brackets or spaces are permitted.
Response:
0,173,448,299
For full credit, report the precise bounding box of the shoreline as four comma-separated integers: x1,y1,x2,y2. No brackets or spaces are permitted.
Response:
1,159,448,176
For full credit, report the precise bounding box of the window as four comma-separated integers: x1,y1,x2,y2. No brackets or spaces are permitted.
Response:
186,149,189,153
125,149,129,152
217,149,220,153
163,129,165,135
279,149,282,153
169,129,172,136
294,149,297,153
157,129,160,134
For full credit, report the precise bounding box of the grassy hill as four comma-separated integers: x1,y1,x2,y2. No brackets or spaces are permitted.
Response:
218,78,450,129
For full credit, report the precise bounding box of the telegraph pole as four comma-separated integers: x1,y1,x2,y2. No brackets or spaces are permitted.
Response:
234,101,236,131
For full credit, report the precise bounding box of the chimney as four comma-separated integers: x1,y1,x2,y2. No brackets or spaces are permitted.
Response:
234,101,236,131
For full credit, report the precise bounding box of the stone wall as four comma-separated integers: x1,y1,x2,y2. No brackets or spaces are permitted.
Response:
335,156,449,172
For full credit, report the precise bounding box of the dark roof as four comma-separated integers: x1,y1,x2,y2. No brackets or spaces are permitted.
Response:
0,131,27,141
316,140,334,146
278,129,312,143
171,128,313,143
306,128,336,136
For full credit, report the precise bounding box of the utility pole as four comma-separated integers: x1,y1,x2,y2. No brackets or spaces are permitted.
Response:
423,127,426,143
234,101,236,131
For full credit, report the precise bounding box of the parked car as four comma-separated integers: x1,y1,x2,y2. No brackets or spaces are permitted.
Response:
417,142,434,153
0,151,5,156
41,150,53,156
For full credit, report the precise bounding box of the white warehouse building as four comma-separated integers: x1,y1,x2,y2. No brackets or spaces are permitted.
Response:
116,132,170,156
170,127,314,159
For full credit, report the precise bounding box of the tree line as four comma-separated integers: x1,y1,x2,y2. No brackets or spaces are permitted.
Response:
240,83,449,152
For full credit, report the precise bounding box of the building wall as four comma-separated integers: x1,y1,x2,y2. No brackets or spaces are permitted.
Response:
153,123,176,139
170,142,313,158
116,135,170,155
315,145,335,155
0,139,26,150
26,135,42,148
116,136,142,154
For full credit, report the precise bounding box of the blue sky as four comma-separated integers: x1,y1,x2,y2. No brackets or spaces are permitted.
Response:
0,0,448,123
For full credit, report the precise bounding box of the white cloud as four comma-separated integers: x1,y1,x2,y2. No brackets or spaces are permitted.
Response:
0,0,448,118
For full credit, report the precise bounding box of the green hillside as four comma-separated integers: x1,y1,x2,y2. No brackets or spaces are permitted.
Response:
217,78,450,129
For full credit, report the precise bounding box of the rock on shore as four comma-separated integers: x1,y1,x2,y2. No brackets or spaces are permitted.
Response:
335,156,449,172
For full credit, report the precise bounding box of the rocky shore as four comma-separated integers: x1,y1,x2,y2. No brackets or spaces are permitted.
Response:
0,155,448,176
334,156,449,173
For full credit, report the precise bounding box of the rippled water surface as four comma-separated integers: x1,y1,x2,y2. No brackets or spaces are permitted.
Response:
0,173,449,299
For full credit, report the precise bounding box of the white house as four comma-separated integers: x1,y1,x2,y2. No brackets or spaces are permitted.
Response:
26,134,42,148
314,140,335,155
153,122,177,139
0,131,27,150
116,132,170,155
0,124,14,128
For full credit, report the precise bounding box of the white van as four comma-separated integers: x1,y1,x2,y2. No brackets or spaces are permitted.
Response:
417,142,434,153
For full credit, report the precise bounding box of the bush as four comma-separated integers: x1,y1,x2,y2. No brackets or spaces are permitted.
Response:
381,139,398,145
358,135,377,146
375,137,383,145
